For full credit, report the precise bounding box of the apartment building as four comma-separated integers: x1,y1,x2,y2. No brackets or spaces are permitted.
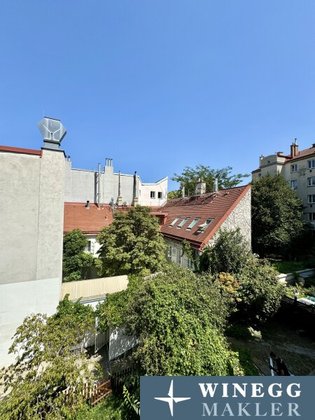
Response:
252,141,315,223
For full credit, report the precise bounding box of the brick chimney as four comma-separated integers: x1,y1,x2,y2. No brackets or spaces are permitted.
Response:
290,139,299,158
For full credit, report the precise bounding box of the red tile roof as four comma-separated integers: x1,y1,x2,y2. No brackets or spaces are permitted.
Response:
0,145,42,156
290,146,315,162
64,203,113,234
158,185,251,249
277,145,315,163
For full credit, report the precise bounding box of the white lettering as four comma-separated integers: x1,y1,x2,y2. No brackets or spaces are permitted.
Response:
202,403,218,416
199,383,219,398
288,403,301,416
221,403,234,416
271,402,283,416
238,403,250,416
222,383,229,398
232,383,247,398
255,402,268,416
269,383,282,398
287,384,301,398
252,383,264,398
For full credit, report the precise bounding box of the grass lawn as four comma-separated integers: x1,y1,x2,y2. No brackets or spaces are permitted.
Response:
272,260,314,274
76,396,125,420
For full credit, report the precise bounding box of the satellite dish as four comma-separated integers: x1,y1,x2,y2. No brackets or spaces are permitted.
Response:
38,117,67,144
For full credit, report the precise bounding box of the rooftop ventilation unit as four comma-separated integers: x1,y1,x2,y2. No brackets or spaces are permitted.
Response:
38,117,67,150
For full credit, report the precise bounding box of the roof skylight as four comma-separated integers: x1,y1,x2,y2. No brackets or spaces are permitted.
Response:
186,217,200,230
195,218,213,234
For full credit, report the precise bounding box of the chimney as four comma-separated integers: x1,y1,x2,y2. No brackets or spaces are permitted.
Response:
104,157,114,174
85,200,90,209
117,171,123,206
195,179,206,196
181,185,185,198
290,139,299,158
214,178,218,192
132,171,138,206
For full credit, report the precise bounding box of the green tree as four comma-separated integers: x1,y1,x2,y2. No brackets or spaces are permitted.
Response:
0,298,98,420
199,229,250,275
252,175,305,257
97,207,166,276
237,257,285,323
63,229,99,282
171,165,249,197
98,266,243,377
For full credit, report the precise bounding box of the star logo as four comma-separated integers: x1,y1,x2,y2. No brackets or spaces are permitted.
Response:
154,379,191,417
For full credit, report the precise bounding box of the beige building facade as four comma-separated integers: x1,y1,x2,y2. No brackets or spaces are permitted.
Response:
252,141,315,224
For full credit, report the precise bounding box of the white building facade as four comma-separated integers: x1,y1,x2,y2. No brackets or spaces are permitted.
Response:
0,139,66,367
65,157,168,207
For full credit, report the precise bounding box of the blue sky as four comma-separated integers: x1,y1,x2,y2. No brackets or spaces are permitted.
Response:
1,1,315,190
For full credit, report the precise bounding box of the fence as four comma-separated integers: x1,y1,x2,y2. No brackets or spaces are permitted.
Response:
63,379,112,406
61,275,128,301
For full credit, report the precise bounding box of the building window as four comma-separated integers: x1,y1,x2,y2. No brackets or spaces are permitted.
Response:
308,195,315,203
170,217,179,226
196,218,213,234
290,180,297,190
307,176,315,186
158,192,162,199
291,164,298,172
177,217,190,228
167,245,172,258
308,160,315,169
86,240,93,253
309,213,315,221
186,217,200,230
150,191,156,199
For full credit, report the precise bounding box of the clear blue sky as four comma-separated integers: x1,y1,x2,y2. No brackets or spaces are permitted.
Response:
1,1,315,190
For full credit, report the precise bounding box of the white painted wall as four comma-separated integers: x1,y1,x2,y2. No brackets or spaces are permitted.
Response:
64,159,168,207
138,177,168,207
0,277,60,367
0,148,65,367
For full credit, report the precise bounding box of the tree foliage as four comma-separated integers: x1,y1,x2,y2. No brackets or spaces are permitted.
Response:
171,164,249,197
99,265,243,376
252,175,305,257
199,229,250,275
237,257,285,323
63,229,100,282
98,207,166,276
0,298,98,420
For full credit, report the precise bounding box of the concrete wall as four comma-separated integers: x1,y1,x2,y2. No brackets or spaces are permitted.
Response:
64,159,168,207
61,275,129,301
0,277,60,366
0,148,65,367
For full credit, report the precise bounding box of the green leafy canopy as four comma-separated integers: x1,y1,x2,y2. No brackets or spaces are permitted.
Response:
97,206,166,276
170,164,249,197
